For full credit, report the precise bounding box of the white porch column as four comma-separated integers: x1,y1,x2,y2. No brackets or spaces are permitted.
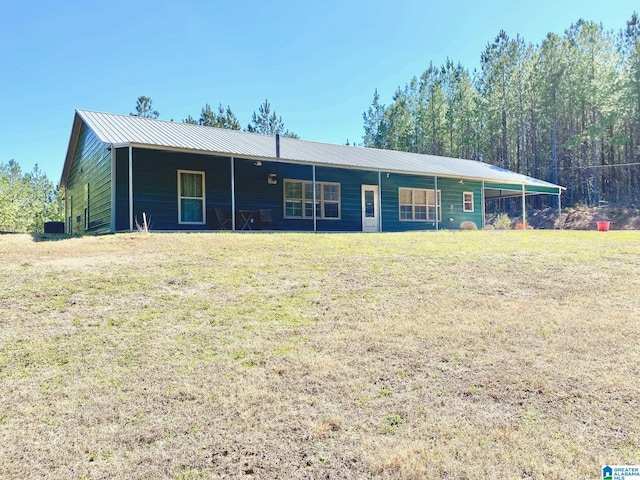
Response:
521,184,526,226
312,165,317,232
128,145,133,232
434,176,439,231
231,157,236,231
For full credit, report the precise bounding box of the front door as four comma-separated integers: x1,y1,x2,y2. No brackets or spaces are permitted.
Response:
361,185,379,232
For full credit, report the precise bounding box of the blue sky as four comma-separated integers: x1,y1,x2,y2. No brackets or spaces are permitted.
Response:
1,0,638,182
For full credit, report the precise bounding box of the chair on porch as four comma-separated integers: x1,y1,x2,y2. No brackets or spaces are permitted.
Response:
259,209,274,230
215,207,232,230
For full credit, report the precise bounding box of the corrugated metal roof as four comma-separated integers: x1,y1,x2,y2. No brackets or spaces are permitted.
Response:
66,109,562,190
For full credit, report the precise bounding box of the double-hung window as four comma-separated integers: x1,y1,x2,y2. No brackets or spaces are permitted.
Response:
284,179,340,219
399,188,441,221
463,192,474,212
178,170,205,224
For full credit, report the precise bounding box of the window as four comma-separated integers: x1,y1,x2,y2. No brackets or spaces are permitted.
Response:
284,179,340,219
399,188,441,221
178,170,205,224
463,191,474,212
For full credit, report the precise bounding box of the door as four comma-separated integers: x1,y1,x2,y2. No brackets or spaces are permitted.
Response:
361,185,379,232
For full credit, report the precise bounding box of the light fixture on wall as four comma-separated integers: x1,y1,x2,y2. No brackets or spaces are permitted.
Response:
268,173,277,185
458,179,464,184
386,173,390,178
254,161,262,167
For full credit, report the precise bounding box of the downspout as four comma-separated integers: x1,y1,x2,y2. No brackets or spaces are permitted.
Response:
128,145,133,232
312,165,317,232
110,146,115,233
521,184,526,226
434,176,439,231
378,171,382,232
231,157,236,231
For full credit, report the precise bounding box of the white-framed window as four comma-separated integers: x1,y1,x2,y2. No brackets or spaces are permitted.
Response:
178,170,206,224
399,188,441,221
463,191,474,212
284,179,340,219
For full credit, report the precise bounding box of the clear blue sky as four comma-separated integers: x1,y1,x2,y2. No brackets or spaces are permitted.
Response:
1,0,637,183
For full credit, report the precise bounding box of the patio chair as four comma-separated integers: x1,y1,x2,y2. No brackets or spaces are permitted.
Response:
259,209,274,230
215,207,232,230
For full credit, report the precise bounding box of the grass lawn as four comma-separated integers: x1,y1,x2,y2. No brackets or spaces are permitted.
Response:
1,230,639,479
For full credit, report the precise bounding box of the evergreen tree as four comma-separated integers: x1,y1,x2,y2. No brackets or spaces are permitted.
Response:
0,160,62,233
131,96,159,119
246,99,297,137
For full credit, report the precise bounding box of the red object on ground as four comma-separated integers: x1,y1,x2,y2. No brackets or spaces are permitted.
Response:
596,221,610,231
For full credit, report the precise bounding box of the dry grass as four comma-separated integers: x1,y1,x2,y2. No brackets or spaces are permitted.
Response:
1,230,639,479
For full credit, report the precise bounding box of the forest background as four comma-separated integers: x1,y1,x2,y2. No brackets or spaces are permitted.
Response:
3,13,640,232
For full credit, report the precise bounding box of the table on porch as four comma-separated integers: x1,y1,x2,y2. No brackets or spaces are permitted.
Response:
237,210,258,230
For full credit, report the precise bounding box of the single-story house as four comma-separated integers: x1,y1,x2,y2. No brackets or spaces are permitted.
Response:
60,109,564,234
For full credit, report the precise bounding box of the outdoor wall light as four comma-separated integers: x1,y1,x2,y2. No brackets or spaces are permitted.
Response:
458,179,464,184
386,173,390,178
254,161,262,167
268,173,277,184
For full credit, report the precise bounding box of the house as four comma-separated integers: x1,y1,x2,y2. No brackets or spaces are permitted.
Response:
60,110,564,234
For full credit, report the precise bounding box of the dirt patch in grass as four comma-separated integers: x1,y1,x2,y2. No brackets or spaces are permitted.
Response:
527,206,640,230
1,231,639,479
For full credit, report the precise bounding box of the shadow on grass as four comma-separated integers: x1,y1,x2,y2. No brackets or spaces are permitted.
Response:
30,233,74,242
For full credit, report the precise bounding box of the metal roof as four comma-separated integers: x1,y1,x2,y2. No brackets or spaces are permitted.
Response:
62,109,563,191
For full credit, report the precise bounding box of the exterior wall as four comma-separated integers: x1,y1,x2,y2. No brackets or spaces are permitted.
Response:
381,173,436,231
438,177,483,229
114,148,130,231
113,147,484,232
127,148,232,231
65,124,111,234
380,174,483,231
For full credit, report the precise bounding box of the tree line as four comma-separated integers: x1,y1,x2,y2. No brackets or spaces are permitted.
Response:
0,160,62,233
363,13,640,207
132,96,299,137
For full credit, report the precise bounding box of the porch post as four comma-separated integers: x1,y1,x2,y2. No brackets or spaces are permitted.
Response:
378,170,382,232
481,181,486,228
312,165,317,232
434,176,439,231
557,187,562,229
128,145,133,232
110,146,115,233
231,157,236,231
521,184,526,226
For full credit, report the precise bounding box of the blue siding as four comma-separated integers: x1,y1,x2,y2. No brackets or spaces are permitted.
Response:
438,178,483,229
115,148,129,231
112,147,484,232
65,124,111,234
131,148,232,230
381,173,436,231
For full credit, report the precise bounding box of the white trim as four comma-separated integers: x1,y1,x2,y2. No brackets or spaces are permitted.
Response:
231,157,236,231
118,143,565,190
283,178,341,220
463,191,474,212
377,171,383,232
481,181,486,228
522,184,526,225
312,165,317,232
128,145,133,232
434,176,439,231
177,169,206,225
398,187,441,222
361,184,379,232
110,146,116,233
